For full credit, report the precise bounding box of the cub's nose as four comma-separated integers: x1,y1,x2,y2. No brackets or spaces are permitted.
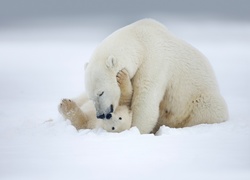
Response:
106,113,112,119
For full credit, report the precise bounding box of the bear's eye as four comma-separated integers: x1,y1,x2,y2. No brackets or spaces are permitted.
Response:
119,117,122,120
99,91,104,97
112,127,115,130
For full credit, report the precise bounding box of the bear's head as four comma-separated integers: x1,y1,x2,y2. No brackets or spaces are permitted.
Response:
101,105,132,132
85,55,121,119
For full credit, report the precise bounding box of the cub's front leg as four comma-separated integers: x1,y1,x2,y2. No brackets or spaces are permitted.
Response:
116,68,133,107
59,99,88,130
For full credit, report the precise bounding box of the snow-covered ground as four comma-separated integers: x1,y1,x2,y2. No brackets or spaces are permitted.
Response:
0,17,250,180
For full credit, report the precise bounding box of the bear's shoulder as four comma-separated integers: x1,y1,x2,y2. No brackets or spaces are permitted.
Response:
131,18,167,30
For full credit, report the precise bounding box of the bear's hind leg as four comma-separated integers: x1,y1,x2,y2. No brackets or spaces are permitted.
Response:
186,93,228,127
59,99,89,130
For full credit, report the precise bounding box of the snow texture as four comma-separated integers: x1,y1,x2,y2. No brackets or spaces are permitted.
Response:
0,17,250,180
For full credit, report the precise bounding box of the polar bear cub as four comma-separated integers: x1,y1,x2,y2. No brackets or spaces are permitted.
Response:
59,69,133,132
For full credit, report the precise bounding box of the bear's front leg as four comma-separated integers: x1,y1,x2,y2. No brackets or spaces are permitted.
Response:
131,84,164,134
116,68,133,107
59,99,88,130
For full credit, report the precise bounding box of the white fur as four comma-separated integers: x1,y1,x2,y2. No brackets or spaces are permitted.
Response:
81,100,132,132
83,19,229,134
59,98,132,132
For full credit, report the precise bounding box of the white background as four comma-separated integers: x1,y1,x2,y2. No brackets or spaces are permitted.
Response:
0,15,250,179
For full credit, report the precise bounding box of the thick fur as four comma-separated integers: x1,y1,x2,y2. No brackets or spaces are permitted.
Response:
59,69,133,132
83,19,229,134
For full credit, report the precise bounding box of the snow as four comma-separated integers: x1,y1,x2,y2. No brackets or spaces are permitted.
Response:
0,17,250,180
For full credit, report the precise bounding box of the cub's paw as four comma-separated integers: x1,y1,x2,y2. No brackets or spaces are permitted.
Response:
116,68,129,86
59,99,78,119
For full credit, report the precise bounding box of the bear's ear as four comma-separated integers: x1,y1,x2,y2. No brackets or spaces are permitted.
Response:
106,55,117,68
84,63,88,70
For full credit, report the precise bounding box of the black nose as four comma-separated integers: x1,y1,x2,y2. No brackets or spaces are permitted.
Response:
97,114,105,119
106,113,112,119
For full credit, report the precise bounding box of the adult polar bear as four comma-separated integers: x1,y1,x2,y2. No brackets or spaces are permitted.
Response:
81,19,228,134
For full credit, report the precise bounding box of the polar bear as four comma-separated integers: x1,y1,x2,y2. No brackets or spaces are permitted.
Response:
59,69,133,132
81,18,228,134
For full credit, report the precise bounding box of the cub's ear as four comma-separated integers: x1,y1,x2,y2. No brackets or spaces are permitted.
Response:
106,55,117,68
84,63,88,70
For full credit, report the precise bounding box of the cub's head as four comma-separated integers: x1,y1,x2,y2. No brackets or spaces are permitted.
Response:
85,55,121,119
102,106,132,132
